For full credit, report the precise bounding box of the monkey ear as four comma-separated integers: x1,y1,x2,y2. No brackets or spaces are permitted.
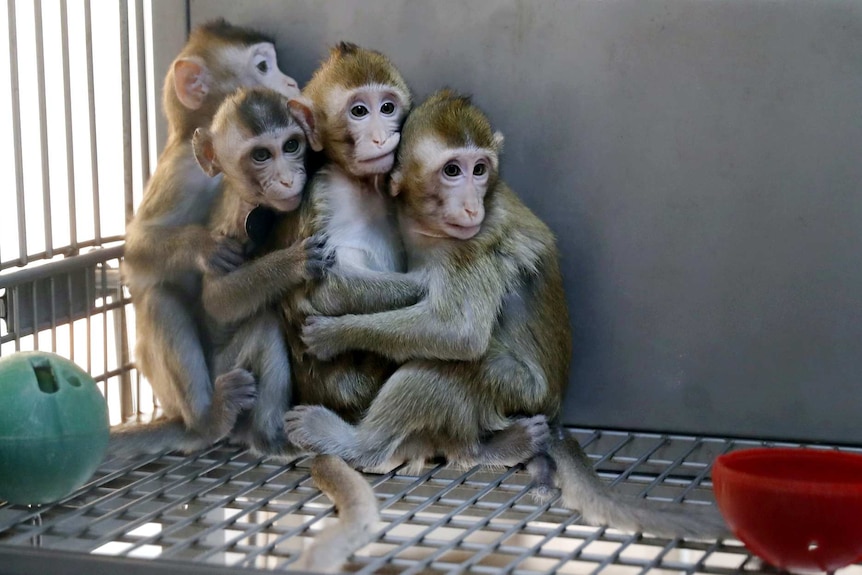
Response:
192,128,221,177
493,131,505,151
288,97,323,152
173,57,210,110
389,170,403,197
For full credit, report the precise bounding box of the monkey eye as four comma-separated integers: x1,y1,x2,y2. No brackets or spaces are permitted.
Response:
473,163,487,176
251,147,272,162
380,102,396,115
443,163,462,177
350,104,369,118
256,59,269,74
283,138,300,154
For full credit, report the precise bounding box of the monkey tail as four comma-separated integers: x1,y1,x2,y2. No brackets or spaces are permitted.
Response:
548,429,729,539
106,418,212,459
295,455,379,572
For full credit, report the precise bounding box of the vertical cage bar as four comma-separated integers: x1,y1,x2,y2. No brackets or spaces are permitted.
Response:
84,263,92,376
120,0,134,224
49,276,57,352
134,0,150,213
102,265,109,401
30,282,37,350
33,0,53,258
12,286,21,351
7,0,28,266
83,0,101,243
118,0,136,411
66,272,75,361
59,0,78,252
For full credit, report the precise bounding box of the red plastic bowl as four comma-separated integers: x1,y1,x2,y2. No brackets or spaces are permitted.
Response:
713,448,862,572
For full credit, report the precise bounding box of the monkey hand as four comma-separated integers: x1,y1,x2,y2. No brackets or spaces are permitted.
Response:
301,316,347,360
303,233,336,280
202,235,245,275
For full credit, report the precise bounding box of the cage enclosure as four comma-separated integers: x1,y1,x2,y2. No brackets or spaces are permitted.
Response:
1,0,861,573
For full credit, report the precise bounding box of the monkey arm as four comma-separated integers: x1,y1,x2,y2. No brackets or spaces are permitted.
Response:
302,271,505,362
307,268,425,316
125,224,217,279
202,240,313,324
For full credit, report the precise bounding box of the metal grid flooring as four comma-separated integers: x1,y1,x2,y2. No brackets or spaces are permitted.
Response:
2,428,861,574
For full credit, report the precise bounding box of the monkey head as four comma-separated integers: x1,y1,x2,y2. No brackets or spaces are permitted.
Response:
391,90,504,240
166,19,300,135
192,88,315,213
298,42,412,177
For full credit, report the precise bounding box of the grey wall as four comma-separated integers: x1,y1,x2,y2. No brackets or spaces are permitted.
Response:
190,0,862,444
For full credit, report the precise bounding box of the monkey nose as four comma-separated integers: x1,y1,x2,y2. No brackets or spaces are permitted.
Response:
281,179,294,188
465,207,479,218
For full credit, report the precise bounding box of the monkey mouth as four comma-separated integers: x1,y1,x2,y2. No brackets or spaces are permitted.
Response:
267,194,302,213
445,222,482,239
358,150,395,164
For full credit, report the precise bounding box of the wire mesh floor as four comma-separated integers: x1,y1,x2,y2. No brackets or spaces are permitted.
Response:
1,427,861,574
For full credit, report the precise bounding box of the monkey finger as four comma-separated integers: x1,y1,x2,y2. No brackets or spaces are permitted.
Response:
218,236,245,255
217,238,246,261
300,318,340,360
222,250,247,269
305,232,329,252
306,259,331,280
207,257,233,276
208,254,240,275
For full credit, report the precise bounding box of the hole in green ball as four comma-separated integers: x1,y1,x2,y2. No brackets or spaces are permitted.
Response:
67,375,81,387
30,360,59,394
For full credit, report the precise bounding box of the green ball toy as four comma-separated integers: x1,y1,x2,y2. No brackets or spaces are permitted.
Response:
0,351,109,505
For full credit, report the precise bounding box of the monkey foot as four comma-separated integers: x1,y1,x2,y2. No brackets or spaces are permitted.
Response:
476,415,551,467
209,368,257,439
527,452,561,504
283,404,357,457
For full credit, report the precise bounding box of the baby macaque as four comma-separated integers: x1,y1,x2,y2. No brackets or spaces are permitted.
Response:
276,42,422,423
119,20,300,450
287,90,728,539
190,87,325,454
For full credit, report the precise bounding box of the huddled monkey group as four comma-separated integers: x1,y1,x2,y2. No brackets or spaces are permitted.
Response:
114,18,728,571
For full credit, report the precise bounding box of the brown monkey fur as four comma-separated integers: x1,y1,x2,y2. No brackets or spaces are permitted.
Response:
114,21,301,454
288,90,729,539
275,42,423,423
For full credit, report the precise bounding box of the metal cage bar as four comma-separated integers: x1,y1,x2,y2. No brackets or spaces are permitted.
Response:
6,0,28,267
33,0,53,259
59,0,78,253
1,0,150,273
82,0,102,246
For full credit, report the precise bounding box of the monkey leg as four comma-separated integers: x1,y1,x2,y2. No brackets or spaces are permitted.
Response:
287,361,490,470
466,415,551,469
134,287,215,432
219,313,299,456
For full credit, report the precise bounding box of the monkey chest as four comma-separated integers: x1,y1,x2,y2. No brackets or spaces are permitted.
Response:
326,202,403,272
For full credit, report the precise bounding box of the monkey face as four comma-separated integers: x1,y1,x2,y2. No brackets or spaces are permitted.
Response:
239,127,308,212
216,42,300,100
397,137,497,240
434,152,491,239
331,84,409,177
193,88,310,213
